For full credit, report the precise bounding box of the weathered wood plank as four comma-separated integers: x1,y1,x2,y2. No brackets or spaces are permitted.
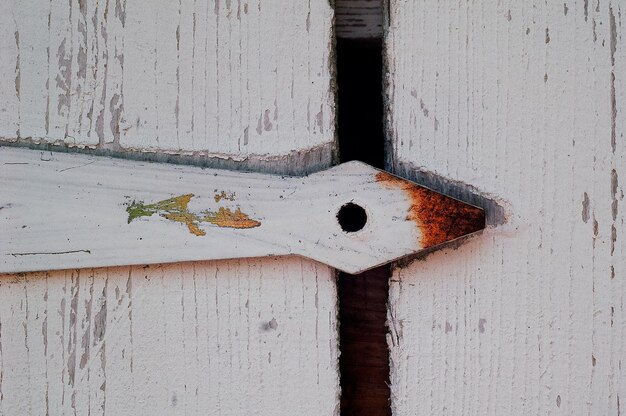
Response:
0,1,339,415
385,0,625,415
0,0,334,157
0,260,339,415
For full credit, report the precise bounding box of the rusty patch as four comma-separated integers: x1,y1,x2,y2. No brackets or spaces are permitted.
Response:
201,206,261,229
126,193,261,236
376,171,485,248
214,190,236,203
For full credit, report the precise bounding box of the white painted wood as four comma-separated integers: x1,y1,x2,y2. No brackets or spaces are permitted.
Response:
385,1,625,415
0,259,339,415
0,0,334,157
0,1,340,415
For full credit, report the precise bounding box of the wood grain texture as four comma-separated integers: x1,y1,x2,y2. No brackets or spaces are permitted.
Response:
385,1,625,415
0,1,339,415
0,0,334,157
0,260,338,415
335,0,383,39
1,147,483,275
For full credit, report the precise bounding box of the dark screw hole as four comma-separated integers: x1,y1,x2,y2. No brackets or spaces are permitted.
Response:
337,203,367,233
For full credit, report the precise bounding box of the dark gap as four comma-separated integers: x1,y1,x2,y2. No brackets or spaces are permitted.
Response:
337,265,391,416
337,202,368,233
335,2,391,414
336,38,384,168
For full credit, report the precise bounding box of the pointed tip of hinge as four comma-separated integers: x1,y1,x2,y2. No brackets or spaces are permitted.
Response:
375,170,485,249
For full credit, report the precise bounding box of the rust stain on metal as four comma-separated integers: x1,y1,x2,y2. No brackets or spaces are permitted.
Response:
126,193,261,236
375,171,485,247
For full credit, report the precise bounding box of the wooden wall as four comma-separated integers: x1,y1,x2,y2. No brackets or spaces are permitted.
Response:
0,1,340,415
3,0,625,414
0,0,334,157
385,1,625,414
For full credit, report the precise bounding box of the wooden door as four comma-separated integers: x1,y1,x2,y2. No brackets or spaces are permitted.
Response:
385,1,625,415
3,1,625,415
0,1,339,415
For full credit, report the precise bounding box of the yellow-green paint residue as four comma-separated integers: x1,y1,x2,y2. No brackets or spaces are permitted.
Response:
126,193,261,236
214,190,236,203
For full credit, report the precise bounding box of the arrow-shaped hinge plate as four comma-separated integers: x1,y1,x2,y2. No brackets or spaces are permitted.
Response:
1,147,484,274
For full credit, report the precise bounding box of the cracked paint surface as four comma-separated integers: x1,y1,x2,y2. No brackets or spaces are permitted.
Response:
126,193,261,236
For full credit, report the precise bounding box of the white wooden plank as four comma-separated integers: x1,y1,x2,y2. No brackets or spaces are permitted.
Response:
47,0,74,143
0,274,33,415
14,0,50,140
0,260,339,415
43,269,74,415
0,0,19,138
23,272,49,416
1,147,484,274
0,0,334,156
0,1,340,415
385,1,625,415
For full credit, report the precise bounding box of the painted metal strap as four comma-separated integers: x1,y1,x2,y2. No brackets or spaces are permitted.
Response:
1,147,484,274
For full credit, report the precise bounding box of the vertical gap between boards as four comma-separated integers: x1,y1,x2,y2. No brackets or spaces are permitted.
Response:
335,2,391,415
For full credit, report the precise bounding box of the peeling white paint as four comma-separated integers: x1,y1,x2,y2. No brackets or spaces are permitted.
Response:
0,0,335,156
386,1,625,415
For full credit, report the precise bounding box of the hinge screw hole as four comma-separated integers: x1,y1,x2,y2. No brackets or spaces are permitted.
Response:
337,203,367,233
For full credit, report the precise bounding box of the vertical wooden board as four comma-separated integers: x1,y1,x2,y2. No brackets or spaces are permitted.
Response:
385,1,625,415
47,0,73,142
0,275,32,415
0,0,334,156
14,0,50,140
0,0,338,414
0,259,339,415
0,0,19,137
